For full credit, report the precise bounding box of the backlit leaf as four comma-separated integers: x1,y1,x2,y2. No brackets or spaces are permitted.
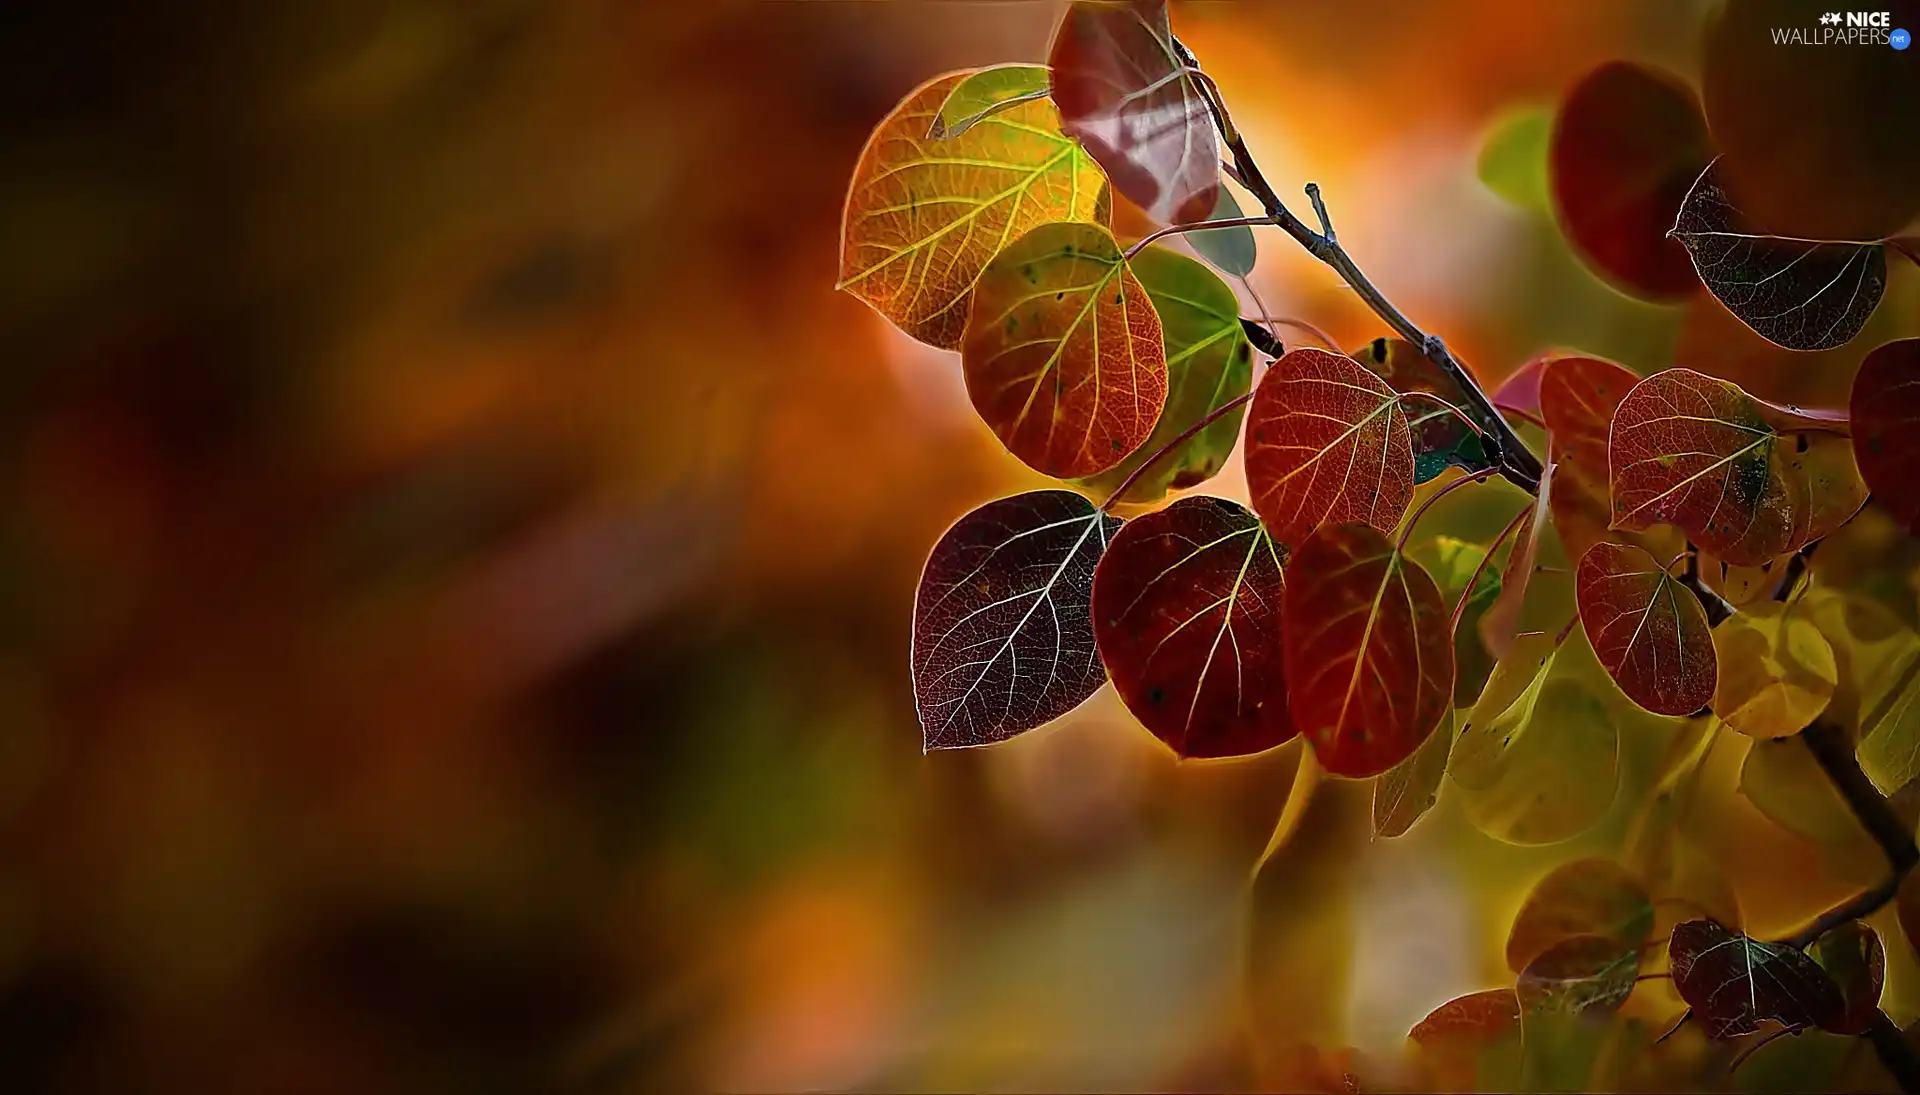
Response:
1800,587,1920,797
1409,535,1502,707
1539,355,1642,562
1669,919,1844,1039
1188,185,1258,278
1670,160,1887,351
1081,244,1250,503
840,71,1108,349
927,64,1053,140
1408,989,1523,1094
1492,354,1552,420
1282,523,1452,779
1711,602,1838,739
1516,934,1640,1017
1577,541,1716,716
1507,857,1654,975
1608,368,1868,567
1850,338,1920,535
1372,708,1453,839
1550,61,1708,301
1351,337,1496,484
1809,921,1883,1036
1244,348,1414,549
1480,459,1555,661
1740,735,1860,847
1048,0,1220,226
962,221,1168,477
1477,106,1552,213
1091,496,1293,758
912,490,1121,749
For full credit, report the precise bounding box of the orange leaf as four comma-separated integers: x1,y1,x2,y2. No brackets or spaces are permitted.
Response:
1575,541,1717,716
1850,338,1920,535
1540,356,1640,563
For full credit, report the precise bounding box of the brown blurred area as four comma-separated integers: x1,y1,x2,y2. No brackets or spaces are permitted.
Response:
1,1,1917,1091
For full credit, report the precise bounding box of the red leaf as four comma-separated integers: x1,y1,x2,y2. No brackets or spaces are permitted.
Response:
1669,919,1844,1039
1048,0,1220,226
1550,61,1708,301
1244,348,1415,550
1492,354,1552,419
1092,496,1295,759
1408,989,1521,1092
1576,541,1717,716
1851,338,1920,535
1539,355,1641,563
1283,523,1453,778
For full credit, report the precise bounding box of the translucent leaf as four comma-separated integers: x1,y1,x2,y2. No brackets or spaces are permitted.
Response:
1809,921,1883,1036
840,71,1107,349
962,222,1168,477
1477,106,1551,213
1480,461,1554,662
1351,337,1497,485
1740,735,1860,847
1538,355,1643,563
912,490,1121,749
1517,934,1640,1017
1711,601,1837,739
1283,523,1452,778
1372,708,1454,839
1800,588,1920,797
1408,989,1522,1094
1188,185,1258,278
1409,535,1502,707
1850,338,1920,536
927,64,1053,140
1669,919,1844,1039
1091,496,1293,758
1576,541,1717,716
1080,245,1251,504
1244,348,1415,549
1507,857,1654,975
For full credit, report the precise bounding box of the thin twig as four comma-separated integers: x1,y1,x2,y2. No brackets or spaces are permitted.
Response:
1304,182,1335,242
1398,391,1490,440
1395,466,1503,553
1099,391,1256,512
1125,214,1281,259
1449,504,1531,635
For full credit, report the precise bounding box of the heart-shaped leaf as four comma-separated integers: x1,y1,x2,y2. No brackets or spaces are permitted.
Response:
912,490,1122,749
1670,160,1887,351
1091,496,1293,758
962,221,1168,477
1669,919,1845,1039
1188,185,1259,278
1408,989,1523,1093
1810,921,1884,1036
1244,348,1415,549
1048,0,1219,226
1539,355,1643,563
1081,245,1251,504
1372,708,1454,839
1283,523,1453,779
1352,337,1496,484
1850,338,1920,535
1550,61,1709,301
1712,601,1838,739
927,64,1054,140
1576,541,1717,716
1507,857,1654,975
1608,368,1867,567
840,71,1108,349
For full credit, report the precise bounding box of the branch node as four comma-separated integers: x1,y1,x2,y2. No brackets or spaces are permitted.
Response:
1304,182,1334,242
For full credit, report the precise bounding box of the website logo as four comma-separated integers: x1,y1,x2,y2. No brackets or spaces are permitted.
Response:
1772,10,1908,45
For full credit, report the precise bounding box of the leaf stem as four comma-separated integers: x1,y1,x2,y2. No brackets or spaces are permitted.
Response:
1099,390,1257,513
1124,214,1281,260
1394,465,1503,554
1398,391,1490,441
1449,503,1531,636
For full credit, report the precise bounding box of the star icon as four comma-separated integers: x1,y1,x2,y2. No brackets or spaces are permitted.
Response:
1822,11,1842,24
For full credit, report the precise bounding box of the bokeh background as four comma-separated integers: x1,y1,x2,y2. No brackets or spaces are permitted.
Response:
2,0,1919,1091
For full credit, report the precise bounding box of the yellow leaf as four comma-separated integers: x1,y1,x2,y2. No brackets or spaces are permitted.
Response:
1710,601,1838,739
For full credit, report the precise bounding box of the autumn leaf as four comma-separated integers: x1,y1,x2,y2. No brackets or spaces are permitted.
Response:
840,71,1108,349
1351,337,1497,484
1091,496,1293,758
1810,921,1884,1036
1550,61,1709,301
1850,338,1920,535
1282,523,1452,779
1372,708,1453,839
1480,460,1555,661
1506,857,1654,975
1711,601,1838,739
1608,368,1867,567
1408,989,1523,1094
1670,160,1888,352
1080,244,1250,503
912,490,1121,749
1539,355,1643,563
1669,919,1844,1039
1492,353,1552,420
927,64,1053,140
1048,0,1220,226
962,221,1168,477
1244,348,1415,549
1576,541,1716,716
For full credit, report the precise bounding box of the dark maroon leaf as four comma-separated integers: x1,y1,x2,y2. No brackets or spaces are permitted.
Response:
912,490,1122,749
1851,339,1920,535
1669,919,1845,1039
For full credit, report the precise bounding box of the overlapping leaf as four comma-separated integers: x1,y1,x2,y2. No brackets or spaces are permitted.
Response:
1244,348,1414,548
1810,921,1884,1036
1539,355,1642,562
1282,523,1452,779
927,64,1054,140
1711,601,1837,738
1410,535,1502,707
1670,160,1887,351
1081,245,1250,503
1408,989,1522,1094
1576,541,1716,716
1492,354,1552,420
1352,337,1496,484
1550,61,1709,301
1669,919,1844,1039
962,222,1167,477
1480,462,1555,661
1091,496,1293,758
912,490,1122,749
1850,338,1920,535
1372,709,1453,839
1516,934,1640,1017
840,71,1108,349
1188,185,1258,277
1506,857,1654,975
1048,0,1219,226
1740,735,1861,848
1608,368,1867,567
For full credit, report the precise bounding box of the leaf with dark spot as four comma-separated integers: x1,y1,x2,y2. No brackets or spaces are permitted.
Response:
1669,919,1844,1039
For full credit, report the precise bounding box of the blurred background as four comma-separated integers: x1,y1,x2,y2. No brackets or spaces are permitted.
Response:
2,1,1919,1091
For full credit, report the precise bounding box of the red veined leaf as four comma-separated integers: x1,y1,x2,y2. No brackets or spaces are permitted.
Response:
1575,541,1716,716
1810,921,1884,1036
1608,368,1868,567
1851,338,1920,535
1408,989,1522,1093
839,71,1107,349
1516,934,1640,1017
912,490,1122,749
1351,337,1497,484
1244,348,1415,549
1479,458,1555,661
1282,523,1453,779
1669,919,1845,1039
1549,61,1708,301
1048,0,1220,226
1507,857,1654,975
1091,496,1294,758
962,221,1168,477
1539,355,1641,563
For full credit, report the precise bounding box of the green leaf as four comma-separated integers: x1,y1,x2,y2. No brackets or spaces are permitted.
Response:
927,64,1053,140
1188,185,1258,278
1373,708,1454,839
1801,587,1920,796
1478,106,1552,212
1409,535,1503,706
